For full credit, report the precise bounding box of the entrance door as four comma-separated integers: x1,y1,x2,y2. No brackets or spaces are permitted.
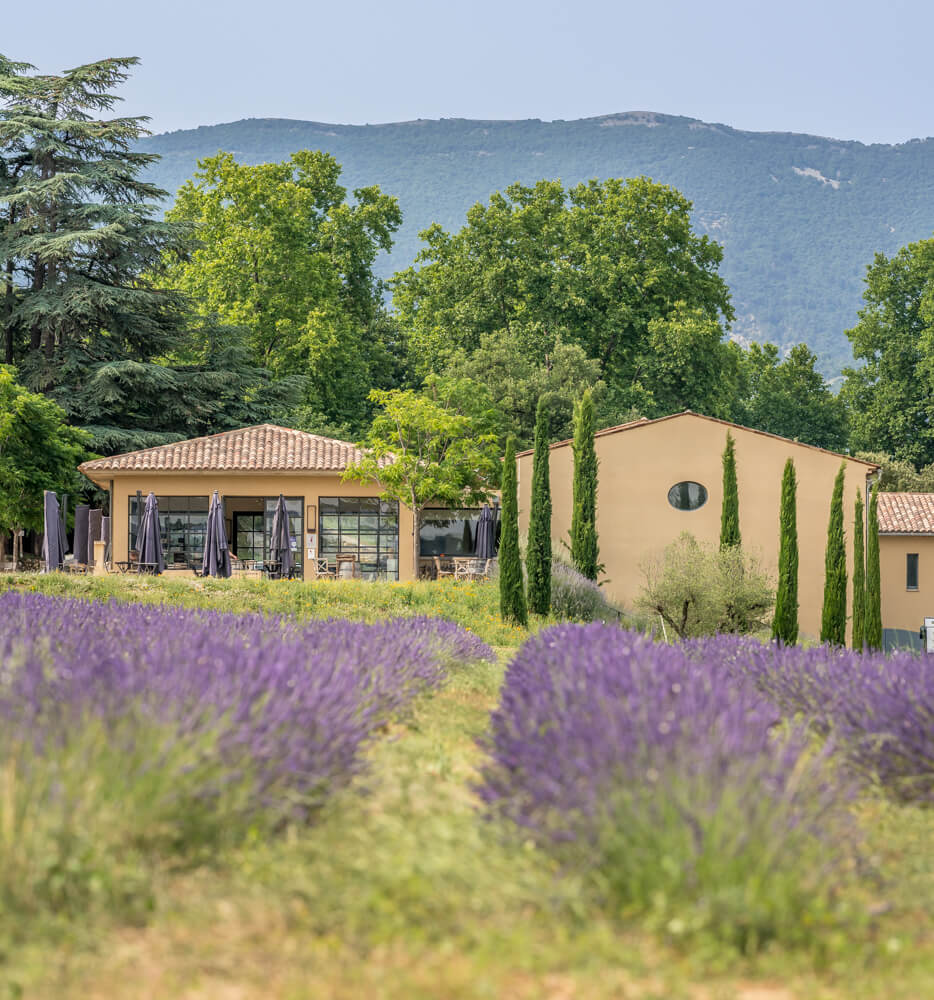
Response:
233,513,264,562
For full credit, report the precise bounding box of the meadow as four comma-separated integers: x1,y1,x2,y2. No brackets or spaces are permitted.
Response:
0,574,932,999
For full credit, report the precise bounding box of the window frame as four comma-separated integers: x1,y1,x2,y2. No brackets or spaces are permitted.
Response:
906,552,919,591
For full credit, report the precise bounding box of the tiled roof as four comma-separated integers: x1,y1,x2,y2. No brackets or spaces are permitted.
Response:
515,411,880,468
79,424,386,476
876,492,934,534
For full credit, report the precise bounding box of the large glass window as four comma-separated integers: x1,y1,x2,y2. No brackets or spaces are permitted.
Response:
419,508,484,557
319,497,399,580
907,553,919,591
233,513,264,562
129,495,209,567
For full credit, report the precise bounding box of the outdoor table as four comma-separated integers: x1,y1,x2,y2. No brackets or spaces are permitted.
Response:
115,561,132,574
135,561,159,575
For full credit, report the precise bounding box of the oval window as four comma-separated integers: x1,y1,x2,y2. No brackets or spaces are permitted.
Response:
668,481,708,511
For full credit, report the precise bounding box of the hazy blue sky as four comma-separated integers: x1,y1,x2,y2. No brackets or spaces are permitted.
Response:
6,0,932,143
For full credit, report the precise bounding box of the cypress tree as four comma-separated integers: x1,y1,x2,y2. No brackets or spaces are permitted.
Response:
820,463,847,645
720,432,741,549
526,397,552,616
570,389,600,580
852,489,866,650
865,487,883,650
772,458,799,644
499,435,528,626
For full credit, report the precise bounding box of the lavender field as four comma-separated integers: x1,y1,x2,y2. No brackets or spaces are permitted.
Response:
0,579,932,999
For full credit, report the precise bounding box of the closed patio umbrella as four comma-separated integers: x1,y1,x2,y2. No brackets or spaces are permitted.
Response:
59,494,69,555
269,494,294,579
474,504,496,560
42,491,65,572
74,505,90,565
88,508,102,565
202,491,231,578
135,492,165,574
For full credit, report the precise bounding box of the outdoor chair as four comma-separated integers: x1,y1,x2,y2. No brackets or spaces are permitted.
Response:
433,555,454,579
336,553,358,579
315,557,335,579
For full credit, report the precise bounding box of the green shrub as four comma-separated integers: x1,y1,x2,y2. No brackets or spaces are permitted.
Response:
638,532,774,639
550,560,619,623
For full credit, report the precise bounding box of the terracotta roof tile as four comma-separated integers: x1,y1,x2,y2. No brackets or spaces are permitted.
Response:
876,492,934,534
79,424,388,476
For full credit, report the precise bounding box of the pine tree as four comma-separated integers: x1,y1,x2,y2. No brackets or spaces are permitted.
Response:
820,464,847,645
720,432,741,549
852,489,866,650
526,397,552,615
865,487,883,650
772,458,798,644
570,389,599,580
0,56,300,453
499,435,528,626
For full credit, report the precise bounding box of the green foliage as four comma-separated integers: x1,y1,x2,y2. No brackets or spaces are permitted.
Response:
344,375,500,575
638,532,774,639
442,330,605,448
842,238,934,466
772,458,799,645
138,114,934,378
852,490,866,651
820,464,848,646
570,390,600,580
549,559,623,624
526,398,552,616
720,432,741,550
164,150,402,431
499,435,527,627
865,489,883,651
853,451,934,492
0,56,295,454
734,343,848,451
0,366,90,541
392,176,733,413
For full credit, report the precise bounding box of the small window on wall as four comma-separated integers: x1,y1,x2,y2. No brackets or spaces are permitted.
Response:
907,553,919,591
667,481,708,511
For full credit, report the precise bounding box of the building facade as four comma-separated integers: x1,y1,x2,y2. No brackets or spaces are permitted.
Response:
877,492,934,649
516,411,878,642
79,425,416,582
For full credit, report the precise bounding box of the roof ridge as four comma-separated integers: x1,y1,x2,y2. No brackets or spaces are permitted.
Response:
516,410,880,468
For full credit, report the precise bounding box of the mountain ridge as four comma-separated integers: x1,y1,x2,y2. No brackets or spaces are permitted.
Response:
139,112,934,373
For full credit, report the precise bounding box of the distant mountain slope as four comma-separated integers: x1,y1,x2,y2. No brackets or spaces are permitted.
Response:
139,112,934,374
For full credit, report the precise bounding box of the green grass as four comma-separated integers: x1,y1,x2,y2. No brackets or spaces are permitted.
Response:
1,575,932,998
0,573,531,647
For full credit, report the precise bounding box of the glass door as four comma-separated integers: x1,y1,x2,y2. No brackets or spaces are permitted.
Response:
233,513,264,562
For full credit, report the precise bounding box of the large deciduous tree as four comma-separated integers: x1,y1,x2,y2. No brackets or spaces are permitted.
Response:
842,239,934,466
0,366,90,566
734,343,848,451
393,176,733,417
820,464,847,646
164,151,402,430
772,458,798,645
344,376,500,576
526,397,552,616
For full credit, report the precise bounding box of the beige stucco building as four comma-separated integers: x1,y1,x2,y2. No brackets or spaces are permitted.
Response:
517,411,878,642
877,492,934,649
80,425,416,582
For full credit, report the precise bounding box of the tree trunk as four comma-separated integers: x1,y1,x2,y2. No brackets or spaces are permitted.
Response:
412,507,421,582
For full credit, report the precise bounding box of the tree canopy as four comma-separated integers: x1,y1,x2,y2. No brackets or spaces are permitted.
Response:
164,150,403,430
393,177,734,421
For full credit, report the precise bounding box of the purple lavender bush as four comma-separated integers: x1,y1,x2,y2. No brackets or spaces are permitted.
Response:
0,593,491,917
689,635,934,803
479,624,855,952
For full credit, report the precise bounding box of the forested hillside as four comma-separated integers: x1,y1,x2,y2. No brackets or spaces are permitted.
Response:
140,112,934,375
